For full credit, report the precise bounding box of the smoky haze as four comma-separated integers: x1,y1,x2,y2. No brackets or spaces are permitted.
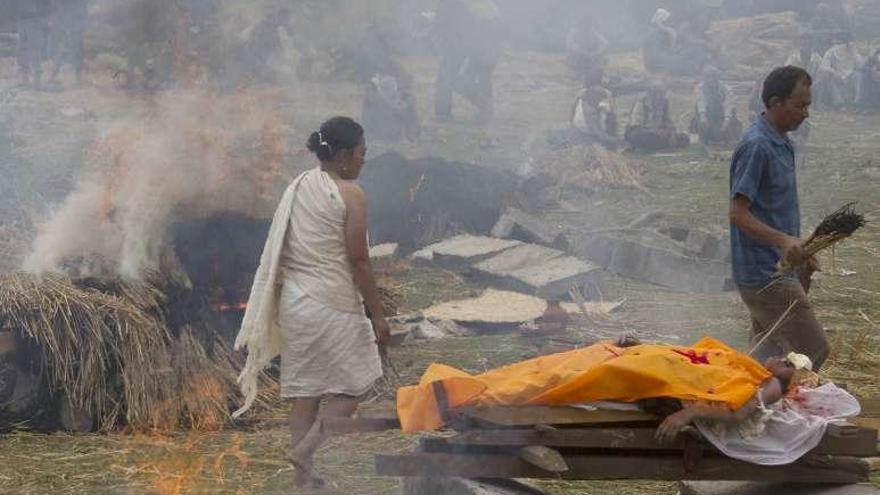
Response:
2,0,878,280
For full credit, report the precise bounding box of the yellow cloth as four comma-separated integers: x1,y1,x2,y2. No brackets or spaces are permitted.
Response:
397,337,771,432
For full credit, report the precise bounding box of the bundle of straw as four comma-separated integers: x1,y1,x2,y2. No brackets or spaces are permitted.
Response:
776,202,866,275
0,273,172,430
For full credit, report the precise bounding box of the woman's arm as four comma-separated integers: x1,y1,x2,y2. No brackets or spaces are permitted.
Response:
338,181,391,347
655,377,784,444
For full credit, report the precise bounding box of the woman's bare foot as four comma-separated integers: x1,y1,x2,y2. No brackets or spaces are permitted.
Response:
285,450,325,490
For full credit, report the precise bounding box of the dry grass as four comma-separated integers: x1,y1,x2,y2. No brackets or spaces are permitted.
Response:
0,272,172,430
0,272,279,432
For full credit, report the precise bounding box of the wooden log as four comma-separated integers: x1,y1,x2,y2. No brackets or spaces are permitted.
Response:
440,425,877,457
448,426,687,450
518,446,569,473
375,452,869,482
859,397,880,418
460,406,657,427
321,416,400,434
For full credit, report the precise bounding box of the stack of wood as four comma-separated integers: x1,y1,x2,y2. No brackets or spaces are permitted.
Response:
331,401,880,486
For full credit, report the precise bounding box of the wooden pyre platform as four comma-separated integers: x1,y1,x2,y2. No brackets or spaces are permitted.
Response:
333,402,880,485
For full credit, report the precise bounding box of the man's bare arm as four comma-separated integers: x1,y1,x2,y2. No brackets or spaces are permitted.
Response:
730,194,808,264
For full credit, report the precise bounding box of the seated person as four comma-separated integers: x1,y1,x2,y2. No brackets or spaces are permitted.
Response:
362,71,420,143
572,85,618,143
565,15,608,86
815,31,864,109
856,48,880,111
690,67,743,146
642,8,710,77
625,83,689,152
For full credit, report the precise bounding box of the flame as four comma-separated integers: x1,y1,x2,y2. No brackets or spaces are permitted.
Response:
213,301,248,313
409,173,426,202
115,433,250,495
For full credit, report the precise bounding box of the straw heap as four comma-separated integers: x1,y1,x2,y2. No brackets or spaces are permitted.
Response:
776,202,866,275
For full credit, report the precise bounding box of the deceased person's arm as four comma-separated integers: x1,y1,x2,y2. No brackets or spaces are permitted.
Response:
655,356,794,444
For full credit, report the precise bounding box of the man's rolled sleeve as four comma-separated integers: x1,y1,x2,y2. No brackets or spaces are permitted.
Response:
730,140,767,203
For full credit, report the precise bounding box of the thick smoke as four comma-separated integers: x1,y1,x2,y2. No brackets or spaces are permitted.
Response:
24,89,292,278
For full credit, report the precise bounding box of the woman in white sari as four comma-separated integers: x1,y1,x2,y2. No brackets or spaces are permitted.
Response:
234,116,390,489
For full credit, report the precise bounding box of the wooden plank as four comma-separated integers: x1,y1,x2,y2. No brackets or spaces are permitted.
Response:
442,426,876,457
375,452,869,483
355,401,398,420
448,427,686,450
815,426,878,457
321,416,400,434
859,398,880,418
460,406,657,427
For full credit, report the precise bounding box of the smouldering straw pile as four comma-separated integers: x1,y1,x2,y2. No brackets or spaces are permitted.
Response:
0,272,279,431
0,273,172,430
776,202,866,275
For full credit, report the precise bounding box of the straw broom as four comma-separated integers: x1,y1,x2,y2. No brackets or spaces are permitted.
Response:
775,202,865,276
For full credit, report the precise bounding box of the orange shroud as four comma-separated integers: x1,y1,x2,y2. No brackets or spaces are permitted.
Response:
396,337,771,432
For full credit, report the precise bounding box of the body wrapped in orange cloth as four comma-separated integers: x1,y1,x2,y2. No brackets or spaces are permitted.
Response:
397,337,771,432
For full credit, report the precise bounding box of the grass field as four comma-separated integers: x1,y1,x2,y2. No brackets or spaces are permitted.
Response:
0,46,878,494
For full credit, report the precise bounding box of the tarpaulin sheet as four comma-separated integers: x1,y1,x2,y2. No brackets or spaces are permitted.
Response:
397,337,771,432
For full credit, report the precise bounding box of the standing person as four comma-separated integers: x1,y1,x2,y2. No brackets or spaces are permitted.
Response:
434,0,501,123
233,117,389,490
47,0,89,90
729,66,829,369
15,0,51,89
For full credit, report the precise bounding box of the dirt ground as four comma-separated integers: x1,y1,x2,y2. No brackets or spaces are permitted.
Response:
0,45,878,494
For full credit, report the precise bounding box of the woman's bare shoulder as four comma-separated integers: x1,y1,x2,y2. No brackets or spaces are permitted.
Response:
335,180,367,206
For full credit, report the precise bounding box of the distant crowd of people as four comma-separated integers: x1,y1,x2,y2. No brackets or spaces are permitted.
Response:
556,1,880,155
6,0,880,148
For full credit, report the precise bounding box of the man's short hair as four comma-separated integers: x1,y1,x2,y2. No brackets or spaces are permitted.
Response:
762,66,812,109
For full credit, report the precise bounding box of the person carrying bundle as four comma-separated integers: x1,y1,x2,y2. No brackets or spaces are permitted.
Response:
729,66,829,369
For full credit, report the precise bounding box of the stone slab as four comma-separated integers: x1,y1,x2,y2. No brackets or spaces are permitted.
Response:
370,242,399,259
679,481,880,495
416,235,523,271
472,244,605,299
576,230,732,293
473,244,564,277
491,207,570,251
401,477,548,495
502,255,604,300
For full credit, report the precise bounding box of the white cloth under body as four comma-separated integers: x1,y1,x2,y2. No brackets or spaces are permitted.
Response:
278,280,381,398
694,383,861,465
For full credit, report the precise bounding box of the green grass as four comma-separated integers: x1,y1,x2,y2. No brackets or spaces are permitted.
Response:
1,46,879,494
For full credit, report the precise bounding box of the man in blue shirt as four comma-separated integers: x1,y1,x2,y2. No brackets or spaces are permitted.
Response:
729,65,829,369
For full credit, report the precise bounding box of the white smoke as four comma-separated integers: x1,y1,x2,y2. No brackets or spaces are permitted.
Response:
24,89,294,279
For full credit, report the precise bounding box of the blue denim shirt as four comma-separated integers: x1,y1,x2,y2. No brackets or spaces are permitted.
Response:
729,116,800,287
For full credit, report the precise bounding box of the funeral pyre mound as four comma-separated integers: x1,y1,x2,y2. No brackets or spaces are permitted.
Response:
360,152,534,253
0,269,277,433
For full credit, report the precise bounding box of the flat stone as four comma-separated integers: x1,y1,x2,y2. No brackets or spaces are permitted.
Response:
416,235,523,272
502,255,604,300
491,207,570,251
402,477,548,495
473,244,564,278
370,242,399,259
388,313,469,341
576,230,732,293
471,243,604,299
679,481,880,495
